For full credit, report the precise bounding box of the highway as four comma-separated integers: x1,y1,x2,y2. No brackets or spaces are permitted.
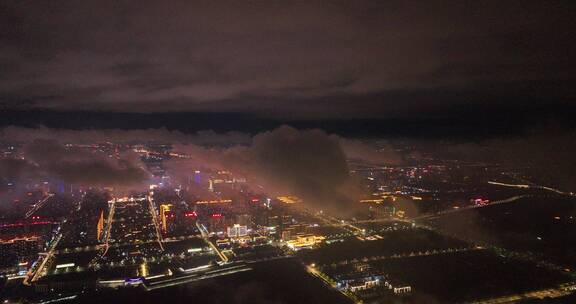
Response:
24,233,62,284
301,208,365,235
25,193,55,219
414,195,528,220
330,246,484,266
488,181,574,196
100,198,116,257
470,282,576,304
143,263,250,291
196,221,228,263
147,194,165,251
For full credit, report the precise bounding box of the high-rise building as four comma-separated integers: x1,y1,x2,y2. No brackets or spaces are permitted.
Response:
227,224,248,238
159,204,172,232
96,210,105,242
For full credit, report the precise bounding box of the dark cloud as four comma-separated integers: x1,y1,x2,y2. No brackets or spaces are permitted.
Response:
166,126,401,215
0,158,38,181
419,128,576,192
0,1,574,118
0,125,251,145
338,138,402,165
14,139,151,189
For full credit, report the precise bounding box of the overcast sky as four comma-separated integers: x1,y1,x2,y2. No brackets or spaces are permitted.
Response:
1,0,575,121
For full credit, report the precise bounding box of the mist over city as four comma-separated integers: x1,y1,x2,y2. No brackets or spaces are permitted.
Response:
1,1,576,303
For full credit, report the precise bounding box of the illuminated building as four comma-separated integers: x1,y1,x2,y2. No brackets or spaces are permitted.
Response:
138,262,149,277
215,238,231,248
393,286,412,294
286,234,325,250
472,198,490,206
159,204,172,232
226,224,248,238
96,210,105,242
384,280,412,294
341,277,382,292
184,211,197,218
277,196,301,204
195,199,232,204
281,229,292,242
281,224,306,242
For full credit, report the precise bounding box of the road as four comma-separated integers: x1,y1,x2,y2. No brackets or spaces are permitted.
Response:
488,181,574,196
469,282,576,304
100,198,116,257
143,262,251,291
147,194,164,251
25,193,55,219
301,208,365,235
331,246,484,266
414,195,528,220
24,233,62,284
306,264,361,304
196,221,228,263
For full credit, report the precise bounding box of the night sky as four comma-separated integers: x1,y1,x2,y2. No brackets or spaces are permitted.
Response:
1,1,575,137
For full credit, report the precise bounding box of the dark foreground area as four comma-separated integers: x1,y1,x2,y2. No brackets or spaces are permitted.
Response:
65,258,351,304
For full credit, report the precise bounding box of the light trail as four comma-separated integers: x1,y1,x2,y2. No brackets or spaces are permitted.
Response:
489,181,573,196
25,193,55,219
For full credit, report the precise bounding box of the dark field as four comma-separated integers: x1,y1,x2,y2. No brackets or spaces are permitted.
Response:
299,228,468,264
430,196,576,269
67,258,352,304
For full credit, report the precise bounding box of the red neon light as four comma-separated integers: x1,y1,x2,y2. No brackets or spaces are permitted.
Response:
0,221,56,228
251,198,260,203
184,211,197,218
212,213,222,218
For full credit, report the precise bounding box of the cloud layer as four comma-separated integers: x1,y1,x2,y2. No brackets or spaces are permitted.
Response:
1,139,151,191
1,125,401,214
1,1,574,118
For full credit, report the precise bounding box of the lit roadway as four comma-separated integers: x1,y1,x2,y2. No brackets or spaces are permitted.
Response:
196,221,228,263
470,282,576,304
306,264,361,304
143,263,251,291
301,208,365,235
413,195,528,220
330,246,485,266
24,233,62,285
100,198,116,257
488,181,575,196
25,193,55,219
147,194,165,251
